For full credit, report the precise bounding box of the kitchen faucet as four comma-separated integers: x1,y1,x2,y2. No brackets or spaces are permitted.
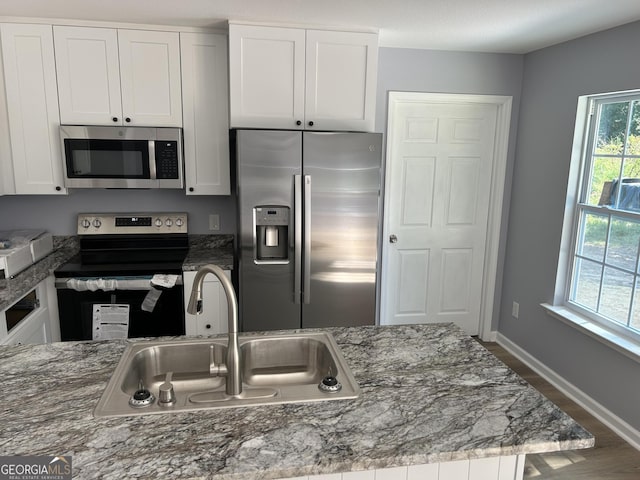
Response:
187,264,242,396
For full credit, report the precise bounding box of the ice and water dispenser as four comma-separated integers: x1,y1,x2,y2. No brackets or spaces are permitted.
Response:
254,206,289,263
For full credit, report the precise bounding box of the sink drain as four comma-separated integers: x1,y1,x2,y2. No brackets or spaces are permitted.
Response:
318,375,342,393
129,387,155,408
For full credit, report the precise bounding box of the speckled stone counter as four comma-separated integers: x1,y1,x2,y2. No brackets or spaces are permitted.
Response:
0,324,593,479
184,234,234,271
0,236,79,311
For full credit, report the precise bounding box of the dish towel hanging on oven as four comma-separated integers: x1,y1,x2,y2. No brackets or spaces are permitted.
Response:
65,277,151,291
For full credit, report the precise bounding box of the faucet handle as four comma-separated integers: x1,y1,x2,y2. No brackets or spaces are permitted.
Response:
158,372,176,406
209,345,228,377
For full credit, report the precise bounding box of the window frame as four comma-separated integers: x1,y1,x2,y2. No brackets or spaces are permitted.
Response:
561,90,640,347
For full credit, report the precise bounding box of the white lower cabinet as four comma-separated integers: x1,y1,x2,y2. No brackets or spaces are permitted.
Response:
183,270,230,336
1,276,60,345
277,455,526,480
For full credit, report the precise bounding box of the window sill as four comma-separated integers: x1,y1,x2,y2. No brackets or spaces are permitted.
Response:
541,303,640,364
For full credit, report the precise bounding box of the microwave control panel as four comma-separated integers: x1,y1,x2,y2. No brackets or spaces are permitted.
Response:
154,141,180,179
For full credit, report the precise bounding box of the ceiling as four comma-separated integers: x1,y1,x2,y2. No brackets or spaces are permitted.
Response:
2,0,640,54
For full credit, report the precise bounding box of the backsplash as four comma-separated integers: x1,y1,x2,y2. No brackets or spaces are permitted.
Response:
0,189,237,235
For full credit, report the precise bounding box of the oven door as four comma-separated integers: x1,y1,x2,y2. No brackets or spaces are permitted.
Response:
56,282,185,341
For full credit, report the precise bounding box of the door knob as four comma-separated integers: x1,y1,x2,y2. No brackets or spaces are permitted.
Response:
389,234,398,243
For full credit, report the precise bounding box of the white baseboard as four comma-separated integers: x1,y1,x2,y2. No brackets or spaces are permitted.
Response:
482,330,498,342
496,332,640,451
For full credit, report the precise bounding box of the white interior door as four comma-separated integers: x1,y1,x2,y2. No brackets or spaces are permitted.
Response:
382,92,510,336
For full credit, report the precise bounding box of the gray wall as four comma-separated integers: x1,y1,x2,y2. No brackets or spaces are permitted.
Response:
376,47,524,330
499,20,640,430
0,191,236,234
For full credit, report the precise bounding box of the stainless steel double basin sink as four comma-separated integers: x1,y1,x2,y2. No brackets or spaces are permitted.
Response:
94,331,360,417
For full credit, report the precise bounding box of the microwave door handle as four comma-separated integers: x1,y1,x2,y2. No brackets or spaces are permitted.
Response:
148,140,157,180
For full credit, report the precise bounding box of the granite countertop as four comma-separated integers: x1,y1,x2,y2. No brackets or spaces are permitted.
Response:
0,234,234,312
0,324,594,479
184,234,234,271
0,236,79,311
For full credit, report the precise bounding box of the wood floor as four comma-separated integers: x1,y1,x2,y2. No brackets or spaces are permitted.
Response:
478,340,640,480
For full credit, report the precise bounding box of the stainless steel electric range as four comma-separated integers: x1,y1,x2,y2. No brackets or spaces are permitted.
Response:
54,212,189,341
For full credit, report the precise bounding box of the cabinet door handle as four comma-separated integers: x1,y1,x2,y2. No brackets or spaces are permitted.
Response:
125,117,131,123
112,117,118,122
308,121,314,127
296,120,302,126
205,324,211,329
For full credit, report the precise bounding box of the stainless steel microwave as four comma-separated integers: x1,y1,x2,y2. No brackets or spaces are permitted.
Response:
60,125,184,189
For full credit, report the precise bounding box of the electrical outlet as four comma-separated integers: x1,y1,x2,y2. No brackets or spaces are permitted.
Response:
512,301,520,319
209,214,220,231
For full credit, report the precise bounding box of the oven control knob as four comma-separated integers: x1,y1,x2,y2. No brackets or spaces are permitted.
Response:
155,218,163,227
165,218,173,227
92,219,102,229
81,219,91,229
175,218,184,227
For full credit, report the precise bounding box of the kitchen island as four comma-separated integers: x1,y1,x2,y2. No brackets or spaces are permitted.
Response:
0,324,593,479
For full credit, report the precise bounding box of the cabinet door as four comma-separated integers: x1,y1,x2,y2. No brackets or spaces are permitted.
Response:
0,283,51,345
0,23,66,194
118,29,182,127
184,270,230,336
2,307,50,345
229,24,305,129
305,30,378,132
53,26,122,125
0,44,14,195
181,33,230,195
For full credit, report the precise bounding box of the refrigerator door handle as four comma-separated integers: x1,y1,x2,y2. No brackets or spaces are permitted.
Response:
294,175,303,304
303,175,312,304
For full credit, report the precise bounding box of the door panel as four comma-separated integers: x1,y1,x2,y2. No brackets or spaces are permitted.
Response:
229,25,305,129
1,23,65,194
305,30,378,131
396,249,429,316
302,132,382,328
382,97,498,334
118,29,182,126
236,130,302,332
53,26,122,125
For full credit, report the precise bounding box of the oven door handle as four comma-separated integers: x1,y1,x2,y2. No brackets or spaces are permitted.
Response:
54,276,184,290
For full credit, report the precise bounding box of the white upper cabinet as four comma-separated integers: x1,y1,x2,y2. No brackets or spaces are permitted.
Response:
305,29,378,132
0,23,66,194
118,29,182,126
53,26,122,125
0,41,13,196
229,23,378,132
181,32,230,195
54,26,182,127
229,25,305,130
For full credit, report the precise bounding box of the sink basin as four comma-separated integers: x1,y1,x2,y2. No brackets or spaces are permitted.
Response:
94,331,360,417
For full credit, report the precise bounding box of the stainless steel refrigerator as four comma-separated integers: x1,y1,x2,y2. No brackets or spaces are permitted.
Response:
235,129,383,331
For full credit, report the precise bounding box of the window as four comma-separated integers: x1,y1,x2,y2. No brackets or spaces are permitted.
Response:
567,91,640,343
